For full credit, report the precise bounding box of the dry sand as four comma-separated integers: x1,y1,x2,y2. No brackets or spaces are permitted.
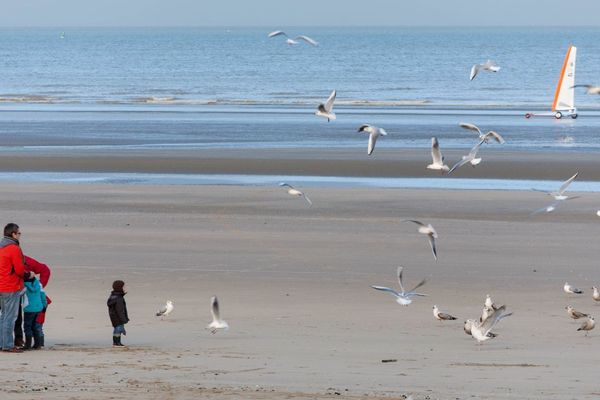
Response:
1,182,599,399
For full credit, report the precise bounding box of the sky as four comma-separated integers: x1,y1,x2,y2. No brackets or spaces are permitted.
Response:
2,0,600,27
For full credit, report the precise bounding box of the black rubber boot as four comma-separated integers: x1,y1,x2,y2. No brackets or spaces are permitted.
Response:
32,335,42,350
23,336,32,350
113,336,124,347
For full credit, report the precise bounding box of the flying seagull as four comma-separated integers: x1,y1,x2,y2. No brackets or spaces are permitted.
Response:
459,123,506,144
279,183,312,207
371,266,427,306
564,282,584,295
427,137,449,173
156,300,174,317
268,31,318,46
566,306,588,320
469,305,512,344
532,172,579,201
207,296,229,334
447,140,485,175
268,31,319,46
358,125,387,155
577,316,595,336
315,90,336,121
572,84,600,95
470,60,500,81
433,305,457,321
403,220,438,261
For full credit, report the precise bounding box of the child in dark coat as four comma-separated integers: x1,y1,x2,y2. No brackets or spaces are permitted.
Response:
106,280,129,347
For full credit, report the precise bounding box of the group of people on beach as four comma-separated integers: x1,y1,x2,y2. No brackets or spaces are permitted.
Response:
0,223,52,353
0,221,130,351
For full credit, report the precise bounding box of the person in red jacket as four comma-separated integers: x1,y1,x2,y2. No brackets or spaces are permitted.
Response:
0,223,28,353
14,256,51,348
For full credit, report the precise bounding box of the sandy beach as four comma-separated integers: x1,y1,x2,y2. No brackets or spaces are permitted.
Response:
1,182,599,399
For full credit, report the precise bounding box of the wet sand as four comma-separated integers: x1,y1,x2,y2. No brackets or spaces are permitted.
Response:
2,183,600,399
0,148,597,181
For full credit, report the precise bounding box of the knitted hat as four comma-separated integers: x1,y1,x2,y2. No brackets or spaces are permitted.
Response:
112,280,125,292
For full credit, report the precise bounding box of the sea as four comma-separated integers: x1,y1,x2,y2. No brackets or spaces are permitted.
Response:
1,27,600,188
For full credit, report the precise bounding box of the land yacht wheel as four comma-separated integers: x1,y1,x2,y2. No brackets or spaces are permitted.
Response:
555,112,563,119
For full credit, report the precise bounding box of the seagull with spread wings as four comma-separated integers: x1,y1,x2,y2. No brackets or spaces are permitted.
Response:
371,267,427,306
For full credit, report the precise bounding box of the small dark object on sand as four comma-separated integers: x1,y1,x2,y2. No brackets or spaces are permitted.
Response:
381,359,397,363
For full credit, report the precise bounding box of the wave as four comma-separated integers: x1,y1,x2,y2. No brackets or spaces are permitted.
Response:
0,94,59,103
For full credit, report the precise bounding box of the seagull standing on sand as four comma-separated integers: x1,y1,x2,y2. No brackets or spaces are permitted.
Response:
427,137,449,173
485,294,500,310
470,60,500,81
469,305,512,344
572,84,600,95
459,123,506,144
315,90,336,122
577,316,595,336
592,286,600,302
358,125,387,155
403,220,438,261
156,300,174,317
207,296,229,334
268,31,319,46
566,306,588,320
447,140,485,175
371,267,427,306
433,305,457,321
564,282,584,295
279,183,312,207
480,305,494,323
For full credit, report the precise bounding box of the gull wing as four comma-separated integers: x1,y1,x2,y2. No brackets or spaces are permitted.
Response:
531,188,552,196
428,235,438,261
279,182,293,189
573,310,588,318
156,304,167,316
558,172,578,195
396,266,405,293
324,90,336,112
470,64,480,81
403,219,425,227
371,285,400,297
268,30,287,38
572,84,593,89
468,139,485,158
431,137,444,165
479,305,511,334
484,131,505,144
407,278,427,295
295,35,318,46
368,133,378,155
438,312,457,320
459,122,482,135
303,194,313,207
448,157,471,175
210,296,221,321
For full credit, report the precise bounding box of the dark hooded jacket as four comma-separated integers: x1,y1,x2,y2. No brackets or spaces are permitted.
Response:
107,291,129,327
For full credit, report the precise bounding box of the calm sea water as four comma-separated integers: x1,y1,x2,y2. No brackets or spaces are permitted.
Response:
1,27,600,152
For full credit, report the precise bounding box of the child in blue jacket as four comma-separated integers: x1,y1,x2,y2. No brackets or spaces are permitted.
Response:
23,275,47,350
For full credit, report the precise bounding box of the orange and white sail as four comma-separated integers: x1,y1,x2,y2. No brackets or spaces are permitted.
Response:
552,45,576,112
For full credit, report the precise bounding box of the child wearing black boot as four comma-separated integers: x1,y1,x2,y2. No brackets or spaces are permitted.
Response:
106,280,129,347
